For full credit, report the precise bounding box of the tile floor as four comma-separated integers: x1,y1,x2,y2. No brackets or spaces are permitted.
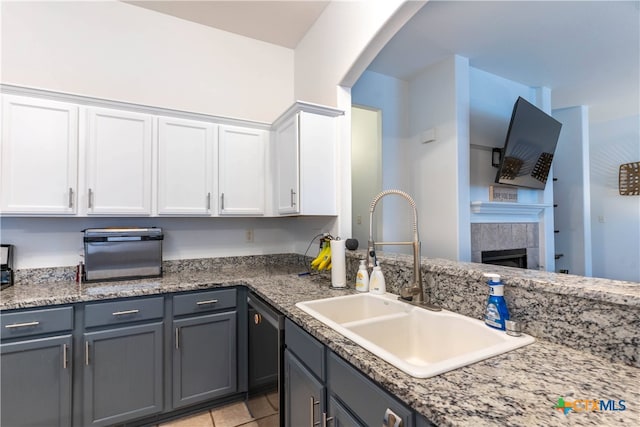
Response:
158,392,279,427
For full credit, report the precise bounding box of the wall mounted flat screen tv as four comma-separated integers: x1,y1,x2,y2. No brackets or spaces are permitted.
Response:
495,96,563,190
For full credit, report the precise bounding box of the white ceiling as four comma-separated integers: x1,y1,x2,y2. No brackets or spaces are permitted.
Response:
125,1,639,123
368,0,640,123
124,1,329,49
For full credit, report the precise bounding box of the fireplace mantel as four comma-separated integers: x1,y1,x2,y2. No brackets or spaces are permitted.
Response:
470,201,552,223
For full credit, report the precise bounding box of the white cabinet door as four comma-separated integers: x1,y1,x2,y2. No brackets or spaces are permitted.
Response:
85,108,153,215
299,112,336,215
157,117,216,215
1,95,78,214
218,125,266,215
275,114,300,214
274,110,337,216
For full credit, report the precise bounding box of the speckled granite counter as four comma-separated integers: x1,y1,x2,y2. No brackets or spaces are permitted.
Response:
1,255,638,426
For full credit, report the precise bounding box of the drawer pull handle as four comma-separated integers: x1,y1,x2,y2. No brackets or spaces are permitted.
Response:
196,299,218,306
112,309,140,316
383,408,402,427
5,321,40,329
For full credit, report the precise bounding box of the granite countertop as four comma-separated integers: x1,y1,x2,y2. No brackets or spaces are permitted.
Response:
1,264,638,426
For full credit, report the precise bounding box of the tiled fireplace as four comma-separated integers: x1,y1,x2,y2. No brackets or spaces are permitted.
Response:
471,223,540,270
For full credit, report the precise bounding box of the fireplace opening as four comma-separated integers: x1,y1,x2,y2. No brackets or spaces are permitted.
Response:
481,248,527,269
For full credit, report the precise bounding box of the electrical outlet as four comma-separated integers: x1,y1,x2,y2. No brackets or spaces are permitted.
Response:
245,229,254,243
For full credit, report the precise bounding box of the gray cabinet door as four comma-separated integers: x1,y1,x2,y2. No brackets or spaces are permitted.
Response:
172,311,237,408
1,335,72,427
284,349,325,427
328,395,365,427
83,322,163,426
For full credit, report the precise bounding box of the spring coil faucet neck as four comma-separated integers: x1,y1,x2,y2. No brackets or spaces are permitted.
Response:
366,189,440,311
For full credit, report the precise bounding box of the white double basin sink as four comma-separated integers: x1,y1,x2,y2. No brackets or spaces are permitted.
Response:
296,292,535,378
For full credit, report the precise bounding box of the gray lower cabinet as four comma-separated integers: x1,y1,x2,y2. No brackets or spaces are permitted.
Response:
328,395,364,427
285,318,416,427
1,334,73,427
284,349,326,427
172,311,237,408
83,297,165,426
327,351,414,427
0,306,74,427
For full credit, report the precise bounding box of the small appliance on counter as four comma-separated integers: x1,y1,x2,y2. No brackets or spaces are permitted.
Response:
1,244,15,290
83,227,163,282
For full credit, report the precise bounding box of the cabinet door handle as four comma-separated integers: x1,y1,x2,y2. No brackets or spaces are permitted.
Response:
5,321,40,329
111,309,139,316
88,188,94,209
322,412,334,427
63,343,69,369
221,193,225,210
175,327,180,350
207,192,211,210
310,397,320,427
383,408,402,427
85,341,90,366
196,299,218,306
68,188,74,208
290,188,296,207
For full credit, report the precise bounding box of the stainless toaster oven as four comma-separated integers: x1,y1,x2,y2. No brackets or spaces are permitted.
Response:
83,228,163,282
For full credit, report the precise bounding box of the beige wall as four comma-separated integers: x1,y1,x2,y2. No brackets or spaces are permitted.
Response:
294,0,424,107
1,1,293,123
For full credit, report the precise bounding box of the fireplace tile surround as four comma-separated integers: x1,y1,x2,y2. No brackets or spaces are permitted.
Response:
471,223,540,269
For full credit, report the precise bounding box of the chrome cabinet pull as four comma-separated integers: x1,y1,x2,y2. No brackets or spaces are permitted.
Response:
63,343,69,369
88,188,94,209
310,397,319,427
322,412,334,427
68,188,74,208
112,309,139,316
221,193,225,210
85,341,90,366
175,327,180,350
383,408,402,427
207,192,211,210
290,188,296,207
196,299,218,306
5,321,40,329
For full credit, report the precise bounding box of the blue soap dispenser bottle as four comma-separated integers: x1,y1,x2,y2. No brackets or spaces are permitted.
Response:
484,273,510,330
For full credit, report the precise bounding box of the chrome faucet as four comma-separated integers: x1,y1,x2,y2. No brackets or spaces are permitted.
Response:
367,189,440,311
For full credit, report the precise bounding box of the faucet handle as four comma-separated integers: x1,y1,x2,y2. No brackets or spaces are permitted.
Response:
399,285,420,301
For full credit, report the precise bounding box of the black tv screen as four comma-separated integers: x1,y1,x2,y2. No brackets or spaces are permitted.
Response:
495,97,562,190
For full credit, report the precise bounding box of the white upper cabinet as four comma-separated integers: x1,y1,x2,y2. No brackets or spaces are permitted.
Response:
275,114,300,214
85,107,153,215
273,107,340,215
1,95,79,214
157,117,217,215
218,125,266,215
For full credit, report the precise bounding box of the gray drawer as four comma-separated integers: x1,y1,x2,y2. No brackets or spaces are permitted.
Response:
173,288,236,317
85,296,164,328
285,318,325,380
328,351,414,427
1,306,73,340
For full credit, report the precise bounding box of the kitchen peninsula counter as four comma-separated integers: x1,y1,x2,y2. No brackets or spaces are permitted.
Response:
1,256,638,426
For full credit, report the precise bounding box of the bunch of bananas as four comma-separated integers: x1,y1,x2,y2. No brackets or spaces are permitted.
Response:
310,238,332,271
